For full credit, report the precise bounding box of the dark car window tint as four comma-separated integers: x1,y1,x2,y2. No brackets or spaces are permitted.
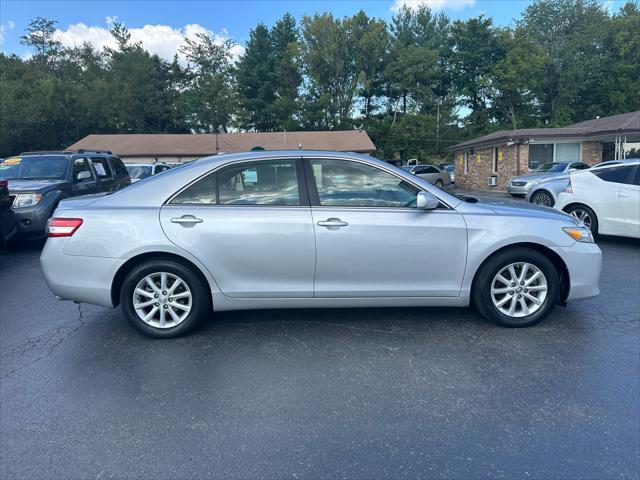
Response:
110,157,128,177
591,165,634,184
171,173,218,205
74,158,94,180
633,167,640,186
310,159,419,208
217,160,300,206
90,157,113,178
425,166,439,173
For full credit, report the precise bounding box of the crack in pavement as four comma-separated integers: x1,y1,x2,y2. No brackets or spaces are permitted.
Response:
0,303,88,379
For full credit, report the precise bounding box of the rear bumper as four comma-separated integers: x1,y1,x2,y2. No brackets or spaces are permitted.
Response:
553,242,602,301
40,238,122,307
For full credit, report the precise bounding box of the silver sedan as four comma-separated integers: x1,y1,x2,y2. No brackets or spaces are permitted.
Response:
401,164,452,188
40,151,601,338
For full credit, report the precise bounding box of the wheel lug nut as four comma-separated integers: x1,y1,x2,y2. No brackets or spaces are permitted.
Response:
163,305,168,309
154,294,159,298
155,302,159,306
517,294,522,298
511,283,516,287
520,281,524,286
168,298,173,302
510,291,514,295
524,289,528,293
162,291,167,295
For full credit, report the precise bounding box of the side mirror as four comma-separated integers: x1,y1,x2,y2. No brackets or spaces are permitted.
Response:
417,191,440,210
76,171,92,181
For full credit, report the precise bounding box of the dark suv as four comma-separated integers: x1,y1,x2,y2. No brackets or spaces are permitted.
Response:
0,150,130,239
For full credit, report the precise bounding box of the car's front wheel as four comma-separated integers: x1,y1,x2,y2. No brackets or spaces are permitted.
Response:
530,190,555,207
120,259,209,338
472,248,560,327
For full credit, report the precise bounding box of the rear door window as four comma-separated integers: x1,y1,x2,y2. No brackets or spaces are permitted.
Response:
90,157,113,178
591,165,635,184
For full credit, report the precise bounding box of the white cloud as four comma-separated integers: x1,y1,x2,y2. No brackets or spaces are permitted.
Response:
0,20,16,47
52,18,244,63
391,0,476,12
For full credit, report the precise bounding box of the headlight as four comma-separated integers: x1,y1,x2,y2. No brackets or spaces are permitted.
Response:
563,226,594,243
12,193,43,208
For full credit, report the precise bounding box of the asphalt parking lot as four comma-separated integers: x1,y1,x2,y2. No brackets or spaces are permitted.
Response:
1,237,639,479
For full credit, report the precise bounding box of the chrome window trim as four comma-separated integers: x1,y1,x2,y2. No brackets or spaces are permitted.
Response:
165,154,456,210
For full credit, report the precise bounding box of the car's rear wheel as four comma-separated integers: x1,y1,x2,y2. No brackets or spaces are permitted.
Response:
565,204,599,237
472,248,559,328
530,190,555,207
120,259,209,338
435,179,444,188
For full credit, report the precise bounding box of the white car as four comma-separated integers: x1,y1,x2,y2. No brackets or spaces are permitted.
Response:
125,163,172,183
555,160,640,239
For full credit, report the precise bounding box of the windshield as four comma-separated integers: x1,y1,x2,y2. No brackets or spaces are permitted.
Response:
126,165,153,179
0,155,67,180
536,162,568,173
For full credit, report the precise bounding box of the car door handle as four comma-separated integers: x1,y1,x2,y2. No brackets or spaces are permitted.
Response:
317,218,349,228
171,215,203,224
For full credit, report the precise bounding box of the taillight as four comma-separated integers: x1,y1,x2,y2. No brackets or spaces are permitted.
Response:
47,218,83,237
564,178,573,193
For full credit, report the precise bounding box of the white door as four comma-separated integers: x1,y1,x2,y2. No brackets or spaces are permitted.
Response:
306,158,467,298
589,165,636,235
618,166,640,238
160,158,315,298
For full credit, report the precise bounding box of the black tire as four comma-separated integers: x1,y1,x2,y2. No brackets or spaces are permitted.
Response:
530,190,555,207
435,179,444,188
120,258,210,338
564,204,599,238
472,247,560,328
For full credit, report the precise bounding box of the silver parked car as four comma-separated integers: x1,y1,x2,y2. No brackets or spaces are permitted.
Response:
507,161,590,196
401,164,452,188
525,160,637,207
40,151,601,338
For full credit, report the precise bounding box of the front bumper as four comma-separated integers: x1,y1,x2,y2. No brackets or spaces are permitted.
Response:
507,183,531,195
13,205,52,238
553,241,602,301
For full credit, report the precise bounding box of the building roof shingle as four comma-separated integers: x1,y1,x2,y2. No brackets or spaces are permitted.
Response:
67,130,376,157
446,111,640,151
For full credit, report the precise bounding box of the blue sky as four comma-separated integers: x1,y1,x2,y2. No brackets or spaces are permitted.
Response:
0,0,624,60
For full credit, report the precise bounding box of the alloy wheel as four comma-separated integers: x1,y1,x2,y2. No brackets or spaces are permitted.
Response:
532,191,554,207
569,208,592,229
132,272,192,328
491,262,548,318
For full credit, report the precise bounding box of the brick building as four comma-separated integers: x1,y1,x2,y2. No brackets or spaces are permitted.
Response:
446,111,640,191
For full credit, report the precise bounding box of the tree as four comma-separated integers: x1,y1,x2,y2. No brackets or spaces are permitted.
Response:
235,24,277,130
518,0,610,125
19,17,63,71
179,32,236,132
270,13,302,130
450,15,505,134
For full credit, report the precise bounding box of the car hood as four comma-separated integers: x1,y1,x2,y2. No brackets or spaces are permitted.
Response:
476,198,577,223
7,179,66,193
511,172,564,183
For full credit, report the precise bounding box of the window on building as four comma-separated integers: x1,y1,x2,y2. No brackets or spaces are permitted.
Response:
528,144,553,170
492,147,498,174
555,143,581,163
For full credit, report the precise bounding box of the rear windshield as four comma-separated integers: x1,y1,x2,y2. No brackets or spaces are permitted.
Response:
0,155,67,180
126,165,153,179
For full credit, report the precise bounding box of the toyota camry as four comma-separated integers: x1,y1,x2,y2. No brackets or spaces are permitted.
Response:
40,151,601,338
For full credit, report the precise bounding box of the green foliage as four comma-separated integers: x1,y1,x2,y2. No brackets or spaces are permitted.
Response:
1,2,639,161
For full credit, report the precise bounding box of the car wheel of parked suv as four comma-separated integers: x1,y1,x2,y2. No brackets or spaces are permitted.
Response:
530,190,555,207
472,248,560,328
120,259,209,338
565,204,599,238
